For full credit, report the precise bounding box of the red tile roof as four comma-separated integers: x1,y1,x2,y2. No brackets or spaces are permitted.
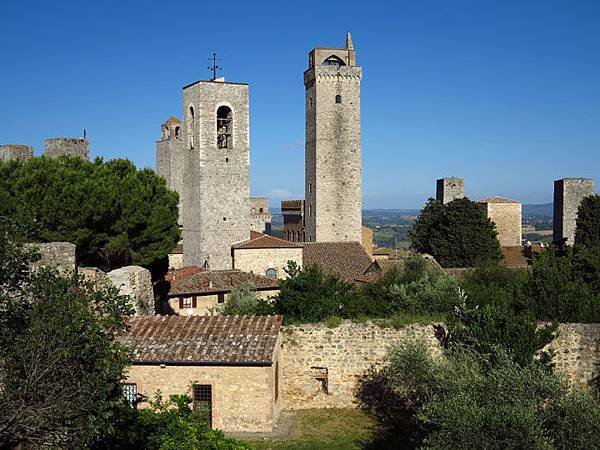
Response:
501,246,531,268
477,195,521,204
233,232,302,249
166,267,279,296
302,241,373,282
121,315,282,365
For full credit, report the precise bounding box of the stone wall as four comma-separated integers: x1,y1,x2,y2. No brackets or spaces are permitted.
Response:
553,178,595,245
232,247,303,279
28,242,77,271
486,201,522,246
106,266,154,315
250,197,272,234
436,177,464,204
44,138,89,159
281,321,600,410
0,144,33,161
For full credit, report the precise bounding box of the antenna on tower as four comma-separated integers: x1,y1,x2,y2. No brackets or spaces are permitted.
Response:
208,53,222,80
83,129,87,139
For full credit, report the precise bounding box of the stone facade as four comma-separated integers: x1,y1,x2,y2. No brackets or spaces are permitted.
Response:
156,117,185,224
280,321,600,410
232,246,303,279
553,178,594,246
250,197,272,234
361,226,374,258
282,200,305,242
182,79,251,270
281,321,441,409
478,196,522,247
44,138,89,159
304,33,362,243
436,177,464,204
166,288,279,316
28,242,77,271
0,144,33,161
106,266,154,315
126,350,282,433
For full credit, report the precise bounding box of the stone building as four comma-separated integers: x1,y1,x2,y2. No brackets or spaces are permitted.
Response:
304,33,362,243
553,178,595,245
106,266,154,315
477,196,522,247
181,77,251,270
281,199,305,242
156,117,185,223
249,197,272,234
44,137,89,159
361,226,374,258
163,266,279,315
121,315,283,432
0,144,33,161
436,177,464,204
232,231,303,279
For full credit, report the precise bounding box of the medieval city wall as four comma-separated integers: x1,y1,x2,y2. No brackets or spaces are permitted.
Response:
281,321,600,410
27,242,77,271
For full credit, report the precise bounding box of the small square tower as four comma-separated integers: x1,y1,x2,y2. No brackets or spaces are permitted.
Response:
181,78,251,269
478,196,522,247
0,144,33,161
156,117,185,224
304,33,362,243
436,177,464,204
553,178,594,246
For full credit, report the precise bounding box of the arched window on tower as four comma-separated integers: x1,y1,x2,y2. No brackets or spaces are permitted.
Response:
188,106,195,149
217,106,232,149
335,95,342,104
322,55,346,67
174,126,180,139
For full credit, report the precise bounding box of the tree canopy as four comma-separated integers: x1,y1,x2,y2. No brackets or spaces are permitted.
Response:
575,194,600,249
0,156,180,271
409,197,501,267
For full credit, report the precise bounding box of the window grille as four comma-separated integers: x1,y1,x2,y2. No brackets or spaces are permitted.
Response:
193,384,212,427
122,383,137,408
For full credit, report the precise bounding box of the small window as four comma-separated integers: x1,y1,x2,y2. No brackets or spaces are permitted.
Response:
218,293,225,304
193,384,212,427
266,268,277,279
335,95,342,104
188,106,195,149
180,297,192,309
175,126,180,139
323,55,346,67
311,366,329,394
122,383,137,408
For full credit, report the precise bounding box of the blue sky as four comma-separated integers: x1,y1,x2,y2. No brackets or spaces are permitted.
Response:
1,0,599,208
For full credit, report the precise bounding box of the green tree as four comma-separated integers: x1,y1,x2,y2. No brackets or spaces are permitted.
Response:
409,198,501,268
211,283,275,316
0,222,133,448
0,156,180,271
575,194,600,249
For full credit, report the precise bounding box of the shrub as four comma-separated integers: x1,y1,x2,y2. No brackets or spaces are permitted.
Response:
575,194,600,249
211,283,275,316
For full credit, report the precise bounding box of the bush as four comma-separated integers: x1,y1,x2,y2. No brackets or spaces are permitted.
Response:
211,283,275,316
357,339,600,450
575,194,600,249
409,198,501,267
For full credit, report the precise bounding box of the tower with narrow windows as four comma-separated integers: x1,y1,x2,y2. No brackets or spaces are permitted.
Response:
304,33,362,243
181,77,251,269
156,117,185,223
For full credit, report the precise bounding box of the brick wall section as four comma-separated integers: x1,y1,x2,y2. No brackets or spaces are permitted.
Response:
0,144,33,161
553,178,595,245
44,138,89,159
232,247,303,279
281,321,600,410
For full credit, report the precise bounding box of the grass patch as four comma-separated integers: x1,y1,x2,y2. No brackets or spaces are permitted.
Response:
247,409,374,450
325,315,342,328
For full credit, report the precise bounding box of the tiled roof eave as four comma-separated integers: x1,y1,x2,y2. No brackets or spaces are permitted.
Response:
131,359,273,367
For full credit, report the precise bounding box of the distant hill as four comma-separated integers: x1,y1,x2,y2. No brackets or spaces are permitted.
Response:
523,203,553,218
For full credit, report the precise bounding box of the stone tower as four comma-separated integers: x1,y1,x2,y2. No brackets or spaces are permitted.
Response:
436,177,464,204
553,178,594,246
304,32,362,243
156,117,185,223
44,138,89,159
182,77,250,270
0,144,33,161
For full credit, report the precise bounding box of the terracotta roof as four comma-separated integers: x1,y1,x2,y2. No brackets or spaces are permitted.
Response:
166,267,279,296
121,315,282,366
477,196,521,204
163,116,181,125
442,267,472,279
501,246,531,268
233,232,302,249
302,241,373,282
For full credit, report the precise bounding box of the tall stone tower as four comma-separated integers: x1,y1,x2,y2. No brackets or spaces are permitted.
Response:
156,117,185,223
436,177,464,204
44,138,89,159
553,178,594,246
304,32,362,243
182,78,250,269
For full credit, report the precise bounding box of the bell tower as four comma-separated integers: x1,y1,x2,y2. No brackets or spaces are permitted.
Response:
304,32,362,243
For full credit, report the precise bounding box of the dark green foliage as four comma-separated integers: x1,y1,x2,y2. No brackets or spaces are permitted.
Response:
96,393,249,450
273,261,354,324
357,340,600,450
0,156,180,271
409,197,501,267
0,222,133,448
213,283,276,316
575,194,600,249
